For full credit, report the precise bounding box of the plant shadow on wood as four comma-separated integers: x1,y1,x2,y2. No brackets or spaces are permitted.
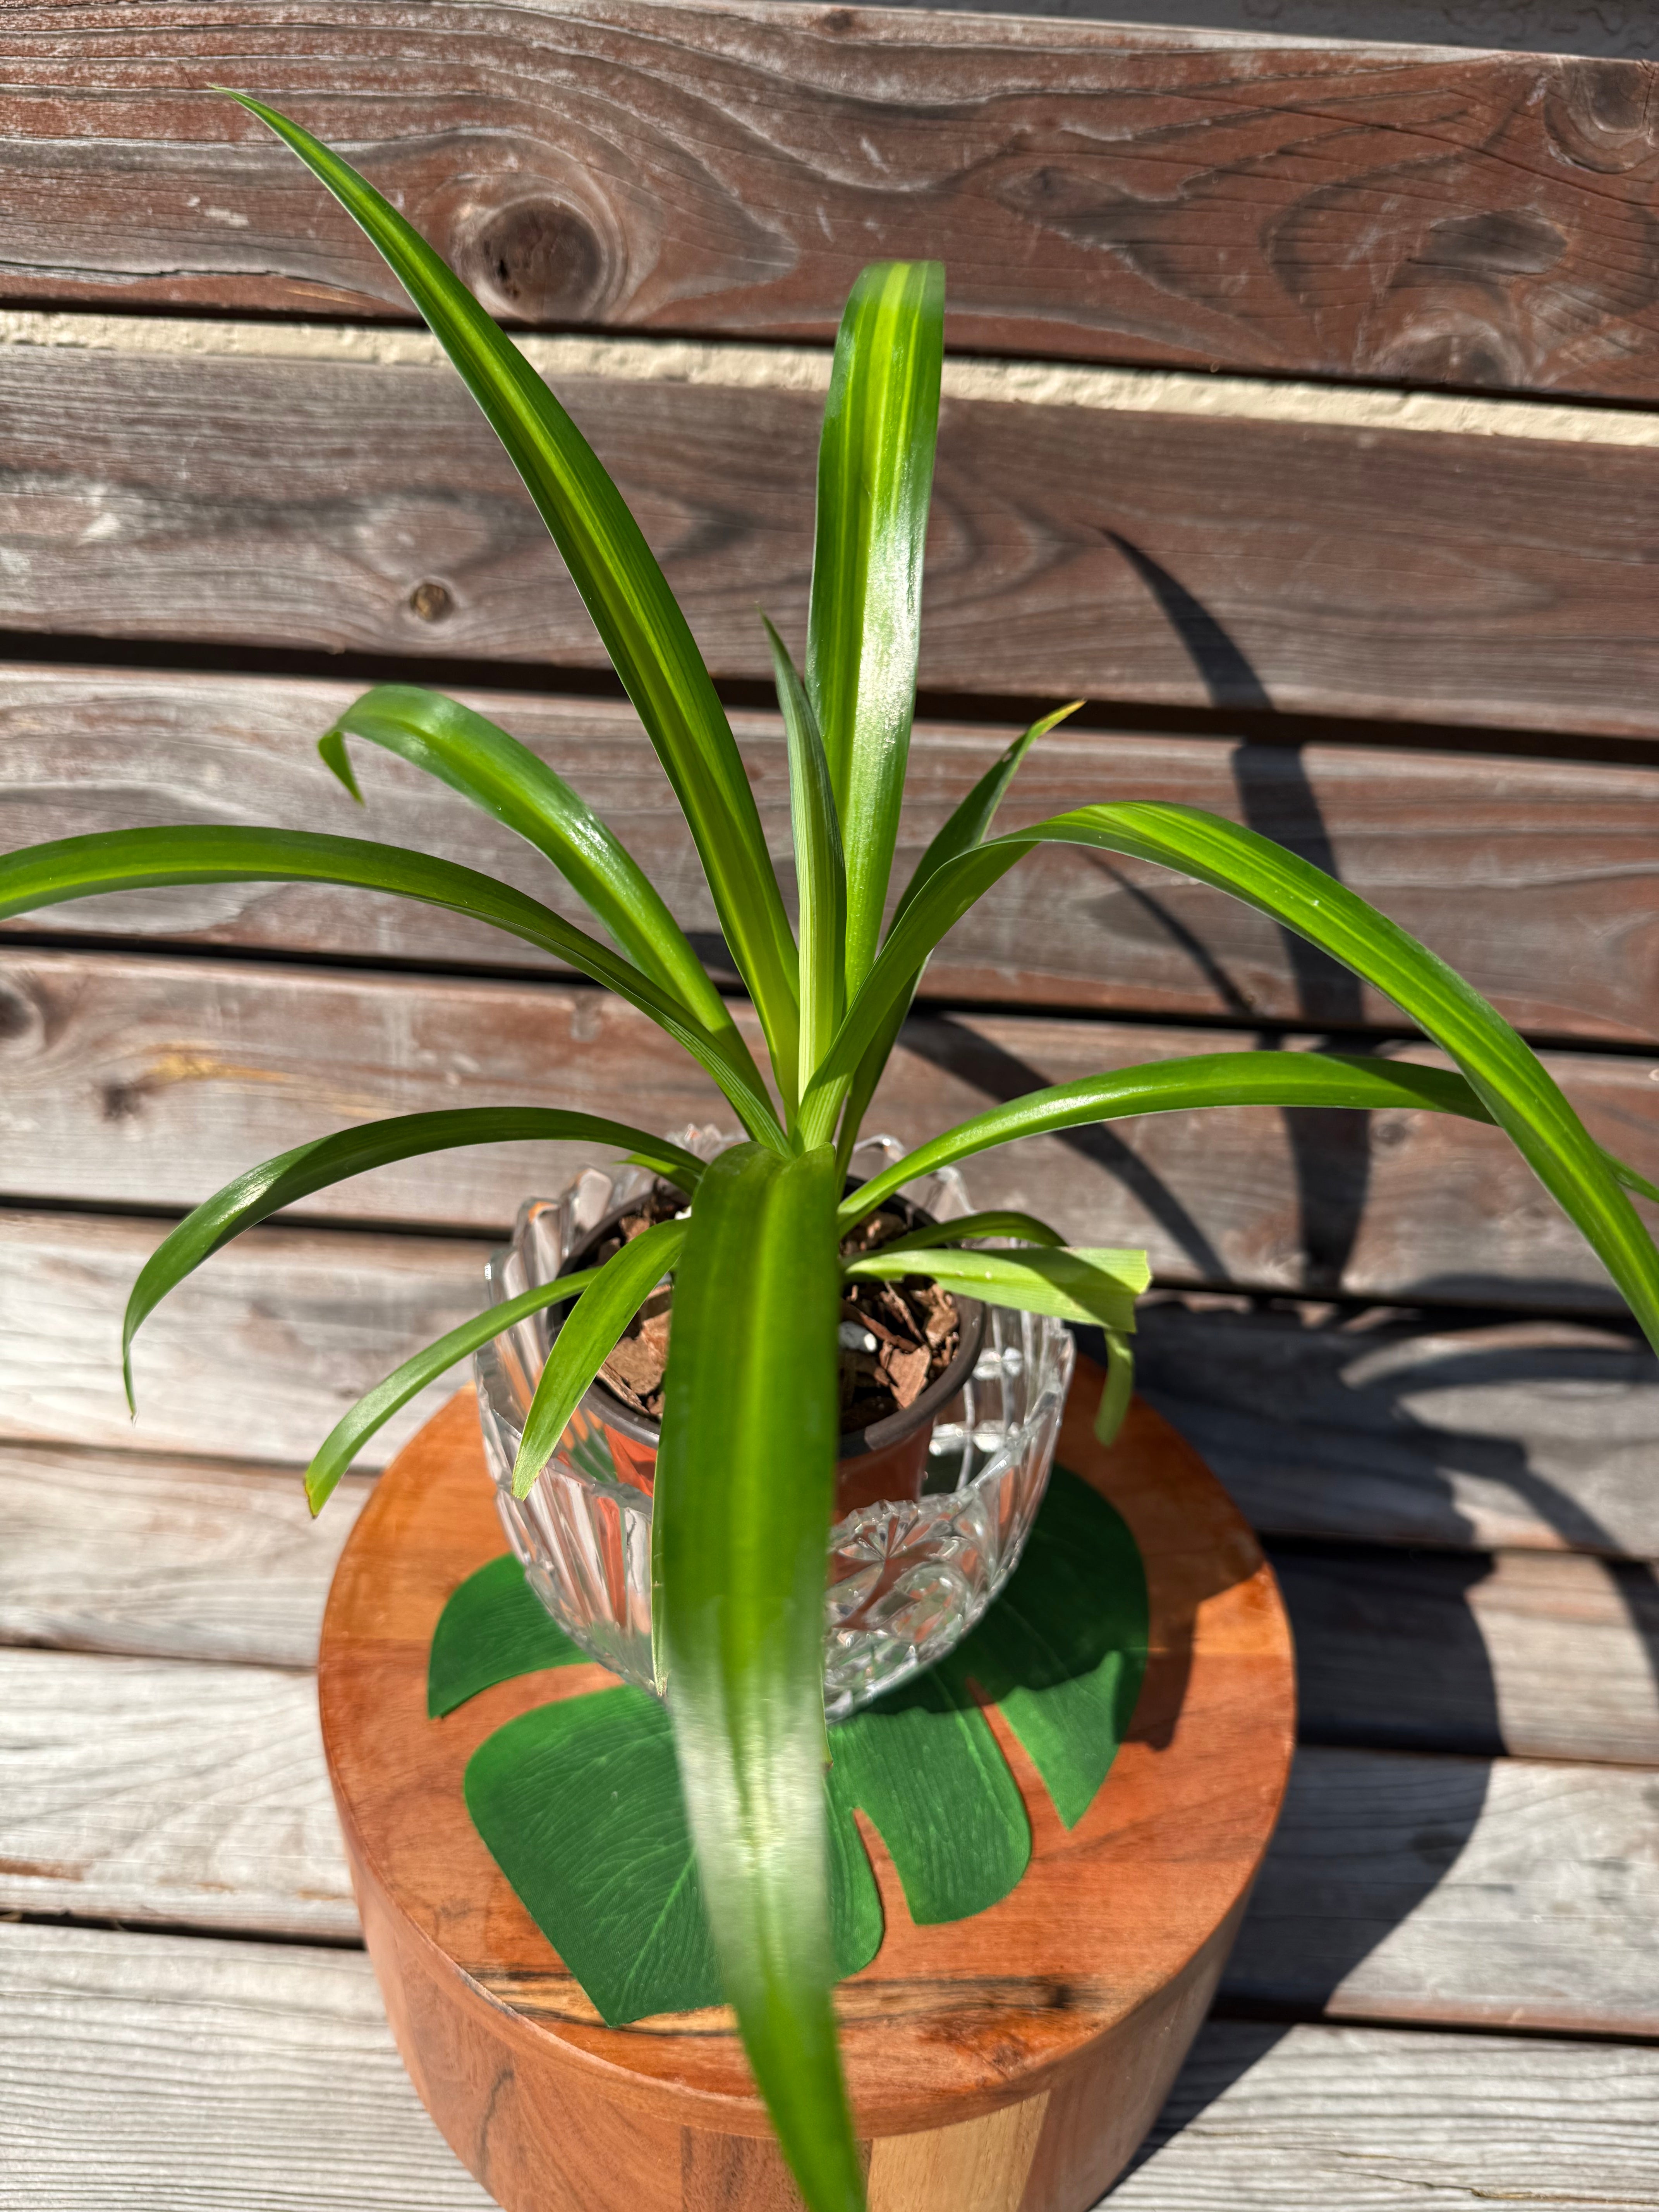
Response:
1074,539,1659,2183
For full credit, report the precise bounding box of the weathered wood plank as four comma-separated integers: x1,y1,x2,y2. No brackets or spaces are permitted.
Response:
8,666,1659,1044
0,1211,488,1466
4,948,1657,1308
1136,1295,1659,1555
8,3,1659,404
1225,1745,1659,2037
0,1920,493,2209
5,1204,1654,1554
1274,1542,1659,1766
11,1924,1656,2212
1115,2018,1659,2209
0,1647,355,1939
7,1639,1659,2036
13,332,1659,735
11,1437,1659,1764
0,1443,364,1667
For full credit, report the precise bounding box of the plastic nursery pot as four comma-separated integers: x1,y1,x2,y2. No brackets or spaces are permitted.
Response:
474,1141,1076,1719
547,1189,988,1520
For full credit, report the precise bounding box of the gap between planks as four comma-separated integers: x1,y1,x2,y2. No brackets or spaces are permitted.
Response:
9,307,1659,451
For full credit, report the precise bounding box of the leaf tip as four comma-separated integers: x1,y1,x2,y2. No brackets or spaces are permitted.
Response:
317,728,366,804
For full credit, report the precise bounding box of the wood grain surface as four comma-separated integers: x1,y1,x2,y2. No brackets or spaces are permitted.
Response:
1114,2018,1659,2209
6,1206,1654,1559
9,1922,1654,2212
319,1385,1293,2137
1274,1542,1659,1765
0,1443,364,1666
0,1209,488,1467
9,1438,1659,1764
8,666,1659,1043
1135,1296,1659,1556
1227,1745,1659,2037
14,333,1659,735
0,1644,356,1939
5,946,1657,1309
0,1920,493,2211
9,3,1659,404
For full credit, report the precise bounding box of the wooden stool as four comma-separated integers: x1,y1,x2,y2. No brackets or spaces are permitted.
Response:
318,1364,1295,2212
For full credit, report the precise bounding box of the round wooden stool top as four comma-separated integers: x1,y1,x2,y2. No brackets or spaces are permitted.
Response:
319,1366,1294,2212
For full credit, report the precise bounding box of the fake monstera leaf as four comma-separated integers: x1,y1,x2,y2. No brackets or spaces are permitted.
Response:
430,1467,1146,2025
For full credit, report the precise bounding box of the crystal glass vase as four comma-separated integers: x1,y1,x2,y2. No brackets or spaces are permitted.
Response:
475,1134,1075,1721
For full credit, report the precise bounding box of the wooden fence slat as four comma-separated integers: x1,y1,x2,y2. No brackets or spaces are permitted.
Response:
7,1640,1659,2037
12,333,1659,736
0,1920,493,2209
9,1439,1659,1762
7,4,1659,405
1226,1745,1659,2037
5,1209,1654,1549
1115,2019,1659,2209
1274,1543,1659,1767
8,666,1659,1044
0,1444,364,1668
0,1647,356,1939
1136,1296,1659,1556
0,1211,488,1467
3,948,1657,1308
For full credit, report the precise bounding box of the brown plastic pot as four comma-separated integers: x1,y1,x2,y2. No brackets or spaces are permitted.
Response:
550,1191,986,1520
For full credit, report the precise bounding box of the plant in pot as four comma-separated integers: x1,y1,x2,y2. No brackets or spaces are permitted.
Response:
6,96,1659,2212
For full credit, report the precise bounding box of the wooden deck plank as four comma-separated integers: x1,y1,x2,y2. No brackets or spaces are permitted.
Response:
1226,1746,1659,2037
7,4,1659,405
10,1922,1655,2212
1112,2018,1659,2209
0,1211,488,1467
0,1919,492,2210
12,330,1659,735
3,1207,1654,1553
5,1637,1659,2035
4,950,1657,1309
8,1442,1659,1763
0,1444,363,1668
1274,1543,1659,1767
1137,1295,1659,1556
7,665,1659,1044
0,1647,356,1940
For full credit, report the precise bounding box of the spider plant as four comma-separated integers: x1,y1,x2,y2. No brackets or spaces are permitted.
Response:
5,98,1659,2212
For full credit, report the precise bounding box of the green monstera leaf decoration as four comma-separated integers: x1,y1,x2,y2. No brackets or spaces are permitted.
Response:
429,1466,1147,2025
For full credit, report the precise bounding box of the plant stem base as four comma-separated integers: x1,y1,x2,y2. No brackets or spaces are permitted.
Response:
318,1362,1294,2212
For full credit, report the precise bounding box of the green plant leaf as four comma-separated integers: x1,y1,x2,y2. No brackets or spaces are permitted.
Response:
652,1140,858,2212
512,1217,690,1499
807,261,944,1004
833,1051,1613,1229
765,618,846,1093
321,685,760,1084
826,1673,1029,1924
857,1208,1065,1256
115,1108,701,1415
1092,1332,1135,1451
305,1263,604,1512
429,1554,586,1717
0,825,784,1146
438,1467,1147,2015
935,1465,1147,1828
465,1685,883,2026
822,706,1077,1164
847,1245,1148,1330
819,804,1659,1352
228,93,801,1107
